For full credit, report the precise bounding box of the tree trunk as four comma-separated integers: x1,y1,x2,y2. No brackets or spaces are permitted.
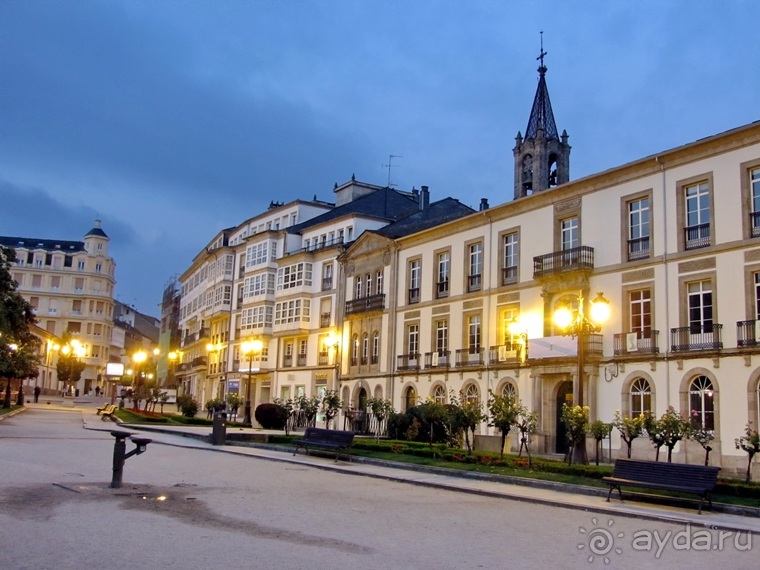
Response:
626,439,632,458
667,445,674,463
500,432,507,460
704,446,712,467
747,452,755,484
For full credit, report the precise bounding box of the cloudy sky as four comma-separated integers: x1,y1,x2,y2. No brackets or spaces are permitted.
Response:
1,1,758,317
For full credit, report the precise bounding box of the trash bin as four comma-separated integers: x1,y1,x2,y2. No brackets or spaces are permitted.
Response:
211,411,227,445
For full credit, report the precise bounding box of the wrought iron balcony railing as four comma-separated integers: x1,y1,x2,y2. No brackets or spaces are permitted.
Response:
684,223,710,250
627,236,650,261
502,266,517,286
670,324,723,352
345,293,385,316
455,348,484,367
424,350,450,369
737,320,760,347
533,245,594,278
488,343,521,364
397,353,421,371
751,212,760,238
613,330,660,355
436,280,449,298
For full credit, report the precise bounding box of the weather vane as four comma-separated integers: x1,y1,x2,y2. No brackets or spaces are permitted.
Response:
537,30,547,68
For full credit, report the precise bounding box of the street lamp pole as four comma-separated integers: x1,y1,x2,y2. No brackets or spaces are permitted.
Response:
554,290,610,464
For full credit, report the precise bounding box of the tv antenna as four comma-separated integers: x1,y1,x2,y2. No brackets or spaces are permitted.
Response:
382,154,402,188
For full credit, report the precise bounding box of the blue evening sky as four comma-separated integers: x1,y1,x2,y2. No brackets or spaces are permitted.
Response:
1,1,758,316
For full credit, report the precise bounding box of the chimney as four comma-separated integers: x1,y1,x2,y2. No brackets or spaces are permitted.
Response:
420,185,430,210
479,198,489,211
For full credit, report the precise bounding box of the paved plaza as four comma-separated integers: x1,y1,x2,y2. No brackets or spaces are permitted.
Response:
0,403,757,569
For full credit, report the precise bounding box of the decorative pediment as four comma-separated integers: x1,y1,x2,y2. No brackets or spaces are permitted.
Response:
340,232,393,262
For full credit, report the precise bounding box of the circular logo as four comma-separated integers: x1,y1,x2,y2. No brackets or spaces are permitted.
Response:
578,517,624,564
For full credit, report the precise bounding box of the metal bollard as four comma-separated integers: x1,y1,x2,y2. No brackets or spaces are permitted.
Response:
110,430,152,488
211,411,227,445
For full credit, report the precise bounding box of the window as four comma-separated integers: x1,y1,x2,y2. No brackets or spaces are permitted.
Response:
433,385,446,405
274,299,310,325
751,167,760,237
755,272,760,319
685,182,710,249
74,277,84,292
372,331,380,364
361,333,369,364
436,251,450,298
245,241,276,268
95,263,102,273
629,378,651,417
688,280,713,333
355,276,362,299
436,320,448,353
77,260,85,271
468,242,482,292
630,289,652,334
277,262,312,290
501,382,517,401
468,314,481,352
376,270,384,294
241,306,273,330
404,386,416,411
407,324,419,356
502,232,518,285
351,334,359,365
29,297,39,311
31,274,42,289
689,376,714,430
409,259,421,303
50,276,61,291
365,273,372,297
464,384,480,405
245,273,275,298
628,197,650,260
560,217,579,250
322,263,333,291
500,306,519,346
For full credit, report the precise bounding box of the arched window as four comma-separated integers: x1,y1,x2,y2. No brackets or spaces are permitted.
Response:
404,386,416,411
361,333,369,364
372,331,380,364
433,385,446,405
464,384,480,405
501,382,517,401
689,376,714,430
351,334,359,364
629,378,652,417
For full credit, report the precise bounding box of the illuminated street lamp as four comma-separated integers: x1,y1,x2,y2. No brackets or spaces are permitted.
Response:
206,342,225,400
553,290,610,464
240,338,263,426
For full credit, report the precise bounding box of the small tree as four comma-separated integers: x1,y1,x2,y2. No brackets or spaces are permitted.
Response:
688,410,715,466
561,404,589,465
487,390,522,459
449,390,486,454
643,411,666,461
589,420,613,465
735,422,760,484
296,394,321,428
321,390,342,429
612,411,644,459
273,397,294,435
658,406,691,463
516,408,538,466
366,397,394,440
226,393,241,419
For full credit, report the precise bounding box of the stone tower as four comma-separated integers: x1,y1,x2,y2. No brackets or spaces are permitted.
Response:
513,44,570,200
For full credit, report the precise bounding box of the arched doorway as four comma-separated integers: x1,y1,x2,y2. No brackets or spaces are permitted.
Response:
555,381,573,454
356,387,368,433
357,387,368,411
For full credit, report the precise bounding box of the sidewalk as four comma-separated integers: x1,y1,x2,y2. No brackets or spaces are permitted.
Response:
77,413,760,535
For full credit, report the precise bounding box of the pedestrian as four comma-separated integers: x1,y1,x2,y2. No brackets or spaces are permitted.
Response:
95,385,100,397
33,385,41,403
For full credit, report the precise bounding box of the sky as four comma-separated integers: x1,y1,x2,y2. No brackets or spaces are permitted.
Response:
1,1,759,318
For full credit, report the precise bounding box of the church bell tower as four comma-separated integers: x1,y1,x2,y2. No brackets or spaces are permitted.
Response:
513,37,571,200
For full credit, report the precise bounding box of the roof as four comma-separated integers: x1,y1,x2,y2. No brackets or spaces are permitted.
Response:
525,65,559,140
287,186,420,234
375,197,475,239
0,236,86,253
85,219,109,239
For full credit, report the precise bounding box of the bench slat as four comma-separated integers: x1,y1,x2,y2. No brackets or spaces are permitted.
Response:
293,427,355,462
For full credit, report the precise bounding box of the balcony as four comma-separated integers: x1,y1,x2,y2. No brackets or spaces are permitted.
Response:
397,353,421,371
424,350,450,369
737,320,760,347
345,293,385,316
456,348,484,367
670,324,723,352
283,355,293,367
318,350,329,365
467,274,482,292
533,245,594,279
436,280,449,298
613,330,660,355
190,356,208,368
502,266,517,286
297,353,307,367
684,223,710,250
627,237,650,261
408,288,420,304
322,277,333,291
488,343,521,365
181,327,210,348
320,312,331,328
751,212,760,238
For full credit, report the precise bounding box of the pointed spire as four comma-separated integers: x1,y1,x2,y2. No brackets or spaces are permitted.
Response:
525,32,559,140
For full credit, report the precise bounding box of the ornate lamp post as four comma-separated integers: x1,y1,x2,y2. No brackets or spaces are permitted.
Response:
240,338,263,426
553,290,610,464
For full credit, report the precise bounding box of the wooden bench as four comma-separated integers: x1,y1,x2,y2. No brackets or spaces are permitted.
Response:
603,458,721,514
100,405,118,422
96,403,111,414
293,427,355,462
